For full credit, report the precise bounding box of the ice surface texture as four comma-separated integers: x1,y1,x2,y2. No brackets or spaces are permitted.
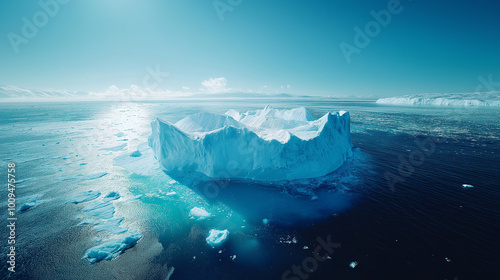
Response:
148,106,353,181
206,229,229,247
82,232,142,264
377,92,500,107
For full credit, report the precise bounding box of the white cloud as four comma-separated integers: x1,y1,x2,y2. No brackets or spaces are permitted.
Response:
287,84,290,89
201,77,229,93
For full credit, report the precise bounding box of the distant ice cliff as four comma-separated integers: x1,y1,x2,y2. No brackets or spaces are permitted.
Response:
377,92,500,107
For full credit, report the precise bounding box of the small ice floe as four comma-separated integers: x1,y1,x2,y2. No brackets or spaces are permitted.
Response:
99,143,127,151
189,207,211,220
445,257,452,262
82,201,115,219
130,150,142,157
303,246,309,250
166,191,177,196
19,199,37,212
68,190,101,204
206,229,229,247
262,218,269,225
349,261,358,268
230,255,237,261
462,184,474,188
103,191,120,201
82,232,142,264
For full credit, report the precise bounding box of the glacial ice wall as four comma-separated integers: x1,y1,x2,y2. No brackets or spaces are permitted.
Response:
148,106,353,181
376,92,500,107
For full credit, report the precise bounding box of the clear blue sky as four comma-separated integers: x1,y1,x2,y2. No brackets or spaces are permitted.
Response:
1,0,499,97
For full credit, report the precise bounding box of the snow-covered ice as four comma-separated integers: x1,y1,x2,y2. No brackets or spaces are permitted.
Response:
206,229,229,247
189,207,211,220
81,232,142,263
376,92,500,107
103,191,120,201
148,106,353,181
82,201,115,219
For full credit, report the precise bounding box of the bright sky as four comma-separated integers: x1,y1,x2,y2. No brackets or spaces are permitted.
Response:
1,0,499,98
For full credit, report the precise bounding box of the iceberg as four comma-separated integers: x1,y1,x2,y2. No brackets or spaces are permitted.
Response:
376,92,500,107
81,232,142,264
206,229,229,247
148,106,353,181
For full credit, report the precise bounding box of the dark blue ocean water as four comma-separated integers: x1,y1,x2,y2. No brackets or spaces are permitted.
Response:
0,101,499,280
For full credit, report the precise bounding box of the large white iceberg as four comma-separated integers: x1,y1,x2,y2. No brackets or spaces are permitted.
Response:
148,106,353,181
376,92,500,107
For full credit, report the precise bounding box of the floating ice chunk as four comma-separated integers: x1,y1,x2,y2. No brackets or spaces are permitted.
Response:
82,201,115,219
189,207,211,220
349,261,358,268
303,246,309,250
230,255,237,261
130,150,142,157
206,229,229,247
113,143,159,176
19,199,37,211
262,218,269,225
445,257,452,262
462,184,474,188
68,190,101,204
148,106,353,181
99,143,127,151
82,232,142,264
103,191,120,201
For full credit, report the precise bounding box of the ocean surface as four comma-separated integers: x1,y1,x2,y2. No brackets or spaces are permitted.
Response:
0,100,499,280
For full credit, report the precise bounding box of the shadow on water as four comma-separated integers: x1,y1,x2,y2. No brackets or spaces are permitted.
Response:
165,148,375,227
